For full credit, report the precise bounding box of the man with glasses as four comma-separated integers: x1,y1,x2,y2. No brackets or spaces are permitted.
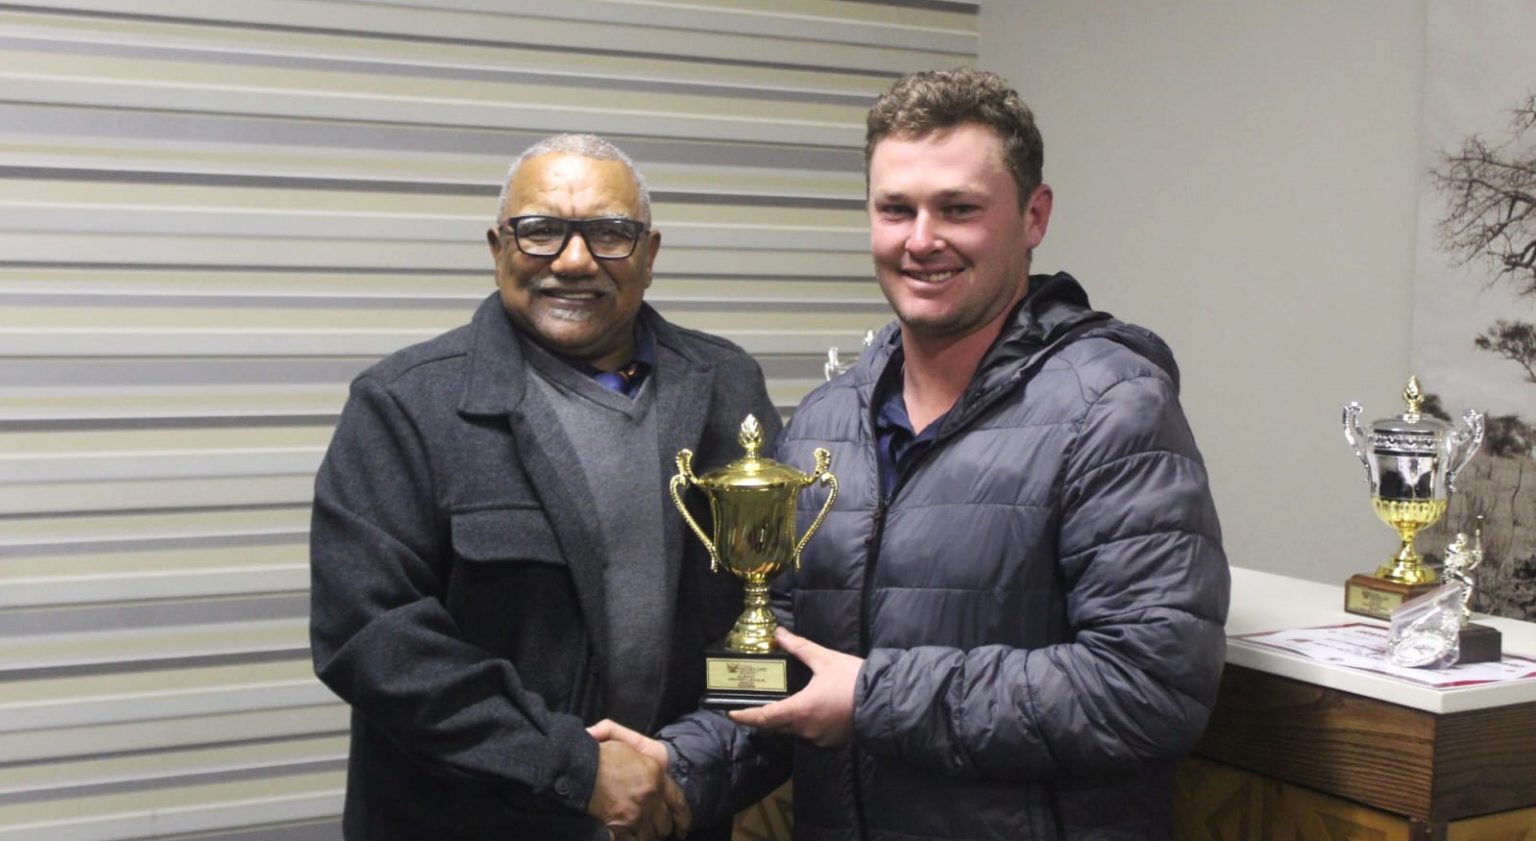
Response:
310,134,777,841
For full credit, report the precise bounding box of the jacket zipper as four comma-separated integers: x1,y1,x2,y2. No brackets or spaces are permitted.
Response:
849,495,885,841
857,499,888,656
853,450,936,841
848,386,895,841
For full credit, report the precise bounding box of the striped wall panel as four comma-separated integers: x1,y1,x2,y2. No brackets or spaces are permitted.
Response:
0,2,978,839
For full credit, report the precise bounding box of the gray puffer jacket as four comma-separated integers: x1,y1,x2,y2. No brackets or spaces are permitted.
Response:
663,273,1229,841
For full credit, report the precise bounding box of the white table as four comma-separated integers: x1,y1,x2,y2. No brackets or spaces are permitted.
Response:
1226,565,1536,713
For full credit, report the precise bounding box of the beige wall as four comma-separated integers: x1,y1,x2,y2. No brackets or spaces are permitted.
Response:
980,1,1428,585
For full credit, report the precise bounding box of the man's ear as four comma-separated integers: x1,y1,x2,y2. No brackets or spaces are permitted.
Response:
641,228,661,286
1023,184,1053,250
486,226,502,257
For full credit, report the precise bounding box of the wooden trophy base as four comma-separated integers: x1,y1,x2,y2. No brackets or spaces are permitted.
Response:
1344,574,1443,620
700,645,808,711
1457,623,1503,664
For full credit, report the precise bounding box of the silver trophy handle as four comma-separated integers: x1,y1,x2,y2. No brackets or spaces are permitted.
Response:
1445,409,1485,493
1342,402,1374,491
824,330,877,382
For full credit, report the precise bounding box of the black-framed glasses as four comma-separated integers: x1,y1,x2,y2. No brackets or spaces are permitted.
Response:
499,215,648,260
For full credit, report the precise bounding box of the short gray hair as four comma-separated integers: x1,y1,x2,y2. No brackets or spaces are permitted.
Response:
497,134,652,223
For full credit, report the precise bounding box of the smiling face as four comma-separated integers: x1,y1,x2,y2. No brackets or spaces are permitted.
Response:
487,153,659,370
867,123,1052,344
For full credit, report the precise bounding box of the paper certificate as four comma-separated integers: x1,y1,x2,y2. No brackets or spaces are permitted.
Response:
1233,623,1536,688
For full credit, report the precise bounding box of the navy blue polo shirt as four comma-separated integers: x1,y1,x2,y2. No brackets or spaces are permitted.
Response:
554,321,655,398
874,352,950,499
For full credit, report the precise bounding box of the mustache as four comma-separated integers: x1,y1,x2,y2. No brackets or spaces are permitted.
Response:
530,275,618,295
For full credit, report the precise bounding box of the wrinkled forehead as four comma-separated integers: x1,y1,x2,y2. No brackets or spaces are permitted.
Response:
504,154,643,218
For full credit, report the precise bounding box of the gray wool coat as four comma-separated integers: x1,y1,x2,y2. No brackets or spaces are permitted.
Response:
310,293,779,841
663,273,1230,841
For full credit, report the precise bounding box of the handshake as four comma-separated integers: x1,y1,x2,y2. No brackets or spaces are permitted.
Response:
583,628,862,840
586,719,690,841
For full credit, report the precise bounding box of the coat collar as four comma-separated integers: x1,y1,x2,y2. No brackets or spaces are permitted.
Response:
458,294,712,418
458,294,529,418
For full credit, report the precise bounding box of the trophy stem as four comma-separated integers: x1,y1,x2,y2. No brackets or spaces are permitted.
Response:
725,578,777,655
1374,527,1436,585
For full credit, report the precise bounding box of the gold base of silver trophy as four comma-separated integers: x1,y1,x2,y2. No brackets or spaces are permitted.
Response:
670,415,837,709
1344,497,1446,618
1343,376,1484,620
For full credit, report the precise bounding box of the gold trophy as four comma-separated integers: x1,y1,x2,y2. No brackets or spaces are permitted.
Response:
1342,376,1484,619
670,415,837,709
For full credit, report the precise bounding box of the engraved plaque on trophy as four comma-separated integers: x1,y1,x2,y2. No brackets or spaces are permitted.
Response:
670,415,837,709
1342,376,1484,619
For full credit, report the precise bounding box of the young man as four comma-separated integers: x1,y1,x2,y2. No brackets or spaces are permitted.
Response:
600,68,1230,841
310,134,778,841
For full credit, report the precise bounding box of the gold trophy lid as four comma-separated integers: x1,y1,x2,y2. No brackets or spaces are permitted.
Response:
693,415,809,491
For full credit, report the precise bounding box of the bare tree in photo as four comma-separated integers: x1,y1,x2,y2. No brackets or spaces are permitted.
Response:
1434,92,1536,296
1426,92,1536,620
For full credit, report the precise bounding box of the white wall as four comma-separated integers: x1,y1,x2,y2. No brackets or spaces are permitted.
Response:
980,2,1428,584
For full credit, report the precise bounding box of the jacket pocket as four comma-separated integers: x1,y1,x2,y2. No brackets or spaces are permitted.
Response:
450,507,563,566
445,507,584,709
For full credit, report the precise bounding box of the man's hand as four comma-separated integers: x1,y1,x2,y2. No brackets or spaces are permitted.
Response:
588,719,672,767
586,739,690,840
728,627,862,747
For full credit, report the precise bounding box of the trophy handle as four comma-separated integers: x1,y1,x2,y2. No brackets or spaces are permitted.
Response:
1446,409,1485,493
1342,402,1374,491
791,448,838,572
669,449,722,572
824,346,843,382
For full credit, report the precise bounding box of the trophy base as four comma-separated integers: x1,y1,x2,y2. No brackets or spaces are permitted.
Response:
1345,574,1442,620
1458,623,1503,664
700,645,807,711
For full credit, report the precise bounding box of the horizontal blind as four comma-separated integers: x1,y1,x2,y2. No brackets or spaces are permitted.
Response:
0,2,978,839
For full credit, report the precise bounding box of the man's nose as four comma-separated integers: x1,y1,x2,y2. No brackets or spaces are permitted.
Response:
550,229,598,275
906,211,944,255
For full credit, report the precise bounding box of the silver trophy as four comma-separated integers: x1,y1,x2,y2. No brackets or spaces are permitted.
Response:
1442,524,1484,628
1342,376,1483,618
1440,518,1502,663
